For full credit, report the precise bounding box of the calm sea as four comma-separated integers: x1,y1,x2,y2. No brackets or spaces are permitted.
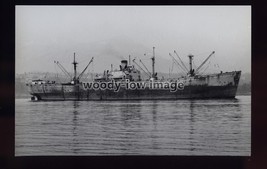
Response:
15,96,251,156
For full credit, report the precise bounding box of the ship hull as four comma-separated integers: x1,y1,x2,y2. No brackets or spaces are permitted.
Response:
28,71,241,101
31,85,238,101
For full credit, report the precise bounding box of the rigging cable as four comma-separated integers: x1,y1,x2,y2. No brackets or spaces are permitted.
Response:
54,61,61,84
174,50,189,72
199,61,211,75
169,53,187,75
172,58,182,75
171,58,176,72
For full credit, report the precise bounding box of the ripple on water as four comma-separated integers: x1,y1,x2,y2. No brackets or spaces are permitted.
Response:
15,96,251,156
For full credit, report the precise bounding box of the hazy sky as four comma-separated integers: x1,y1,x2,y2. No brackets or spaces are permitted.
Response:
16,6,251,74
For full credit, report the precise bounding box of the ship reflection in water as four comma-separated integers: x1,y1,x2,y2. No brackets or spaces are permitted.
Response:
15,96,250,156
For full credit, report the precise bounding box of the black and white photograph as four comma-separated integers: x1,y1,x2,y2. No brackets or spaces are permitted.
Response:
15,6,251,156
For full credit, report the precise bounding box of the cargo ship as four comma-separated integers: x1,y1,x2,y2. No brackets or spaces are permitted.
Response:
26,47,241,101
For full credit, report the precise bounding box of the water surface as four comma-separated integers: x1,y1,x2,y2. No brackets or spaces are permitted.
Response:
15,96,251,156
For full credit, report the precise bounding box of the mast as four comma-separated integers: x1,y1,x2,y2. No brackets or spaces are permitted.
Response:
72,52,78,84
129,55,131,65
188,54,194,76
152,47,155,78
